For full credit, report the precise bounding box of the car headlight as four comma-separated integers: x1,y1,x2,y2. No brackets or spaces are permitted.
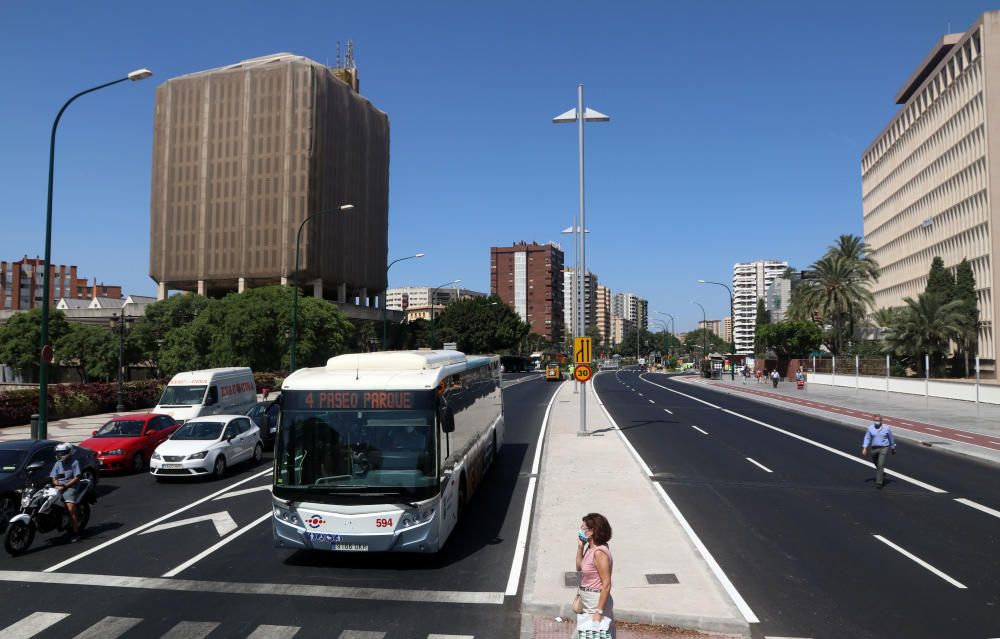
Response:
151,452,161,460
102,449,126,456
187,451,208,460
273,505,300,526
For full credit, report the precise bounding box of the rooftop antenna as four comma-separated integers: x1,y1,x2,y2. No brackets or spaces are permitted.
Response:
345,39,356,69
335,41,341,68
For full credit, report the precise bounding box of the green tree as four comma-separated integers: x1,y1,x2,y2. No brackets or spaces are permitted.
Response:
924,256,956,304
882,293,966,375
356,321,378,352
826,234,880,282
127,293,211,374
437,296,529,353
55,323,117,383
954,258,979,376
0,308,71,380
755,320,823,360
788,253,875,355
681,328,729,356
754,297,769,355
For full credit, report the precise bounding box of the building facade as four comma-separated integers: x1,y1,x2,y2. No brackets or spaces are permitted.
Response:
733,260,788,354
385,286,485,311
563,270,598,338
490,242,564,344
698,319,723,339
595,284,612,347
862,12,999,373
1,257,122,311
149,53,389,314
613,292,648,332
722,316,733,344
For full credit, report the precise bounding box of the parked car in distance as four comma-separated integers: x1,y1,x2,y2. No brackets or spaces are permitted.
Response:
79,414,179,473
0,440,100,531
150,415,262,480
246,401,279,448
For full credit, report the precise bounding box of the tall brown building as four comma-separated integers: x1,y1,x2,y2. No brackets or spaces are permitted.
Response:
490,242,564,345
149,53,390,309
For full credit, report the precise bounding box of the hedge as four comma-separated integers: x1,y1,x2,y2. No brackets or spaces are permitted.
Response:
0,379,168,428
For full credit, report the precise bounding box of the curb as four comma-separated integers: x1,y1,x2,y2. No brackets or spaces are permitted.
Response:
521,601,751,637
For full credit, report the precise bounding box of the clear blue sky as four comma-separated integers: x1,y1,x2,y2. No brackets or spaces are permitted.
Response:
0,1,990,333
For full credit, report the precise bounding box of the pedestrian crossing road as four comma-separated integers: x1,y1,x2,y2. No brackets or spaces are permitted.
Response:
2,611,478,639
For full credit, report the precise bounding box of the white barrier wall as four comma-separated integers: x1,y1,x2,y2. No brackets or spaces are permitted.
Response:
807,373,999,405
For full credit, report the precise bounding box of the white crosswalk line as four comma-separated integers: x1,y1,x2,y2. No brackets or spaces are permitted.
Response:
73,616,142,639
247,625,301,639
338,632,386,639
1,612,70,639
160,621,221,639
427,635,475,639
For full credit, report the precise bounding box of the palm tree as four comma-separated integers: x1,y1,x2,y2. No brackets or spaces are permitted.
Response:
788,254,875,354
826,234,880,282
882,293,966,375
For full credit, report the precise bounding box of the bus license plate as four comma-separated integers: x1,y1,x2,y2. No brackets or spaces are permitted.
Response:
333,543,368,552
162,464,182,469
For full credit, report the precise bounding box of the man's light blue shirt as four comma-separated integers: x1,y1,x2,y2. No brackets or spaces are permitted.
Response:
863,423,896,449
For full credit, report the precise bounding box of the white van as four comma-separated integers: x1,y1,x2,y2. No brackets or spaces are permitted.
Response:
154,367,256,424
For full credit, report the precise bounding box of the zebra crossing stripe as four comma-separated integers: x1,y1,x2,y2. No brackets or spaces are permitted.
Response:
427,635,476,639
1,612,70,639
338,631,386,639
72,616,142,639
160,621,220,639
247,625,301,639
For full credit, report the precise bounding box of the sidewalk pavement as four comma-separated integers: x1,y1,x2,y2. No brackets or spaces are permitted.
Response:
522,380,747,639
683,375,1000,466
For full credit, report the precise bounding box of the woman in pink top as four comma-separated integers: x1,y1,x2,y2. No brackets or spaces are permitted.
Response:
575,512,615,636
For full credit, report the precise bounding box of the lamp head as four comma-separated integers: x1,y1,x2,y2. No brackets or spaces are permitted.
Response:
697,279,706,283
415,253,426,258
339,204,355,211
128,68,153,81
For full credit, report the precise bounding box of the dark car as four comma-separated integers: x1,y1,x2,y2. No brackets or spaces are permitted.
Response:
0,440,100,531
246,401,279,447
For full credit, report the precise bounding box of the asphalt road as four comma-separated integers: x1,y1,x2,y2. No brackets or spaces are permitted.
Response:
595,369,1000,639
0,372,557,639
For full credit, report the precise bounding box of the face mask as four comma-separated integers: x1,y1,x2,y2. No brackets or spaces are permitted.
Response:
578,530,588,543
875,421,882,427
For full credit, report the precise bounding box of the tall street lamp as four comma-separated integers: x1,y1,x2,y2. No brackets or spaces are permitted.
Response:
554,85,609,437
652,319,669,366
692,301,707,376
290,204,354,371
37,68,153,440
697,279,735,379
655,311,675,362
383,252,425,350
430,279,462,348
110,313,135,413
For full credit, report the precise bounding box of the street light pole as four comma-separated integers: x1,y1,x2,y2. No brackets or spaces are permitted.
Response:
692,301,707,377
655,311,675,364
290,204,354,371
37,68,153,440
430,279,462,349
697,279,736,368
554,85,609,436
383,253,425,350
111,313,133,413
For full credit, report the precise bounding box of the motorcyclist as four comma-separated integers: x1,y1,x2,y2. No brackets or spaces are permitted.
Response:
50,443,82,542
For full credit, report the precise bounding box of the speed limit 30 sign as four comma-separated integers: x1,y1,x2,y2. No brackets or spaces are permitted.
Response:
573,363,593,383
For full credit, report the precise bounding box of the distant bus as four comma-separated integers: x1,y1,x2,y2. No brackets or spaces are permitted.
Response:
272,351,503,553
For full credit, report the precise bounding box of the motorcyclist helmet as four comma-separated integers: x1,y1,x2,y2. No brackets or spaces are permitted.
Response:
54,443,73,461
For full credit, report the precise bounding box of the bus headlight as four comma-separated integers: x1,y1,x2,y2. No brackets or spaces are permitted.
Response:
400,507,435,528
273,505,300,526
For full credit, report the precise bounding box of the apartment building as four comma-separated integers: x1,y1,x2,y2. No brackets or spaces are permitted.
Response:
733,260,788,354
861,11,999,373
563,270,598,337
698,319,723,339
385,286,485,311
1,257,122,311
595,284,612,346
613,292,648,331
490,241,564,344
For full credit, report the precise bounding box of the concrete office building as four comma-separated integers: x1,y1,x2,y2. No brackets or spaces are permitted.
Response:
733,260,788,354
862,12,999,374
563,269,598,337
490,241,564,345
149,53,389,316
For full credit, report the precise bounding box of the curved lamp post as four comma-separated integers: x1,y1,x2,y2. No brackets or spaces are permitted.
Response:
697,279,735,379
37,68,153,440
655,311,675,361
430,279,461,348
110,313,135,413
290,204,354,371
382,253,425,350
692,300,707,375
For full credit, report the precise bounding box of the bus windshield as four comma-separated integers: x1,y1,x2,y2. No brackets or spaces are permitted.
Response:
275,393,438,501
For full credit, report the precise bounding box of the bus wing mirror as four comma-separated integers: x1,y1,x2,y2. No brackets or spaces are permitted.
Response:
439,406,455,433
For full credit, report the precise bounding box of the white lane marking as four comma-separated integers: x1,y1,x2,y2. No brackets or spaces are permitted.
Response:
952,433,975,440
1,612,70,639
649,399,655,404
45,469,272,573
72,616,142,639
0,570,506,604
765,636,815,639
161,621,220,639
691,425,709,435
502,374,542,389
592,386,758,624
637,375,947,494
246,626,301,639
663,408,673,414
213,485,272,499
991,441,1000,446
140,511,238,538
637,393,643,397
506,381,564,596
427,635,475,639
872,535,967,588
163,512,271,577
954,498,1000,520
746,458,773,473
924,427,941,432
338,632,385,639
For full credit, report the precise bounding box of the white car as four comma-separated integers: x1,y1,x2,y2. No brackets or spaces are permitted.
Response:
150,415,263,479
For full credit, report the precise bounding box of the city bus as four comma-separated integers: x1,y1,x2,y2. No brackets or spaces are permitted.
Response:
271,350,503,553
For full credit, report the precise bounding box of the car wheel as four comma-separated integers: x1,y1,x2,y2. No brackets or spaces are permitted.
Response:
252,443,263,464
132,453,145,474
213,455,227,478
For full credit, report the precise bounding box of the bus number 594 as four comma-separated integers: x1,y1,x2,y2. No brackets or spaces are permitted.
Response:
376,518,393,528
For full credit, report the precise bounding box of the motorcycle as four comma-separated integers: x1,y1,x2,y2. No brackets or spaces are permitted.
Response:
3,479,94,556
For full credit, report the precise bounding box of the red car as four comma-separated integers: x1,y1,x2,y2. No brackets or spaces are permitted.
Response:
80,414,179,473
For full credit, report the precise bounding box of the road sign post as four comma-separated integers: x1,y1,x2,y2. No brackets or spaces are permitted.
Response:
573,364,592,383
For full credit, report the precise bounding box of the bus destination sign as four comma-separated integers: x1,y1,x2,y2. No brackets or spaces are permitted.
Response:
284,390,434,411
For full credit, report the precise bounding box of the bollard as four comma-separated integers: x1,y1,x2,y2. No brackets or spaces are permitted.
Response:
30,414,40,440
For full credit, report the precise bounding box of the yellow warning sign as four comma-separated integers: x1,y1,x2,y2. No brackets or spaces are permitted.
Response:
574,337,592,365
573,364,593,383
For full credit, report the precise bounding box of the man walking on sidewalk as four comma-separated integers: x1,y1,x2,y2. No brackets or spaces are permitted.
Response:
861,414,896,489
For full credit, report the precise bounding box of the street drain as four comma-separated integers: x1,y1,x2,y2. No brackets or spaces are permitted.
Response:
564,572,581,587
645,573,679,584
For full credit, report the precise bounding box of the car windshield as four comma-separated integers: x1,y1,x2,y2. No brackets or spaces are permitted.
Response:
95,420,145,437
0,450,25,473
158,385,207,406
275,397,437,500
247,404,265,417
171,421,224,440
